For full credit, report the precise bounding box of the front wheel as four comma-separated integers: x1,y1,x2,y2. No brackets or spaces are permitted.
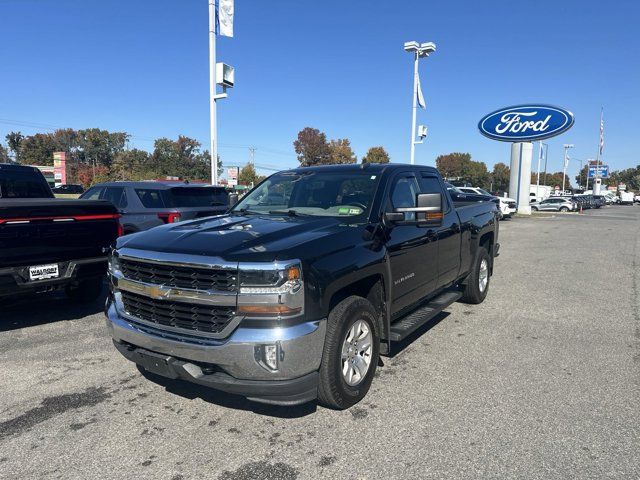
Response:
317,296,380,409
559,206,569,212
461,247,491,304
531,206,538,211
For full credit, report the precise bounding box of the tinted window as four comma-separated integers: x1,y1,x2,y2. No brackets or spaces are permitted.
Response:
0,172,52,198
102,187,127,208
136,188,165,208
419,175,442,194
166,187,228,207
82,187,103,200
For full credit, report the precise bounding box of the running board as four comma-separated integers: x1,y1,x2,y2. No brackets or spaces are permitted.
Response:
389,290,462,342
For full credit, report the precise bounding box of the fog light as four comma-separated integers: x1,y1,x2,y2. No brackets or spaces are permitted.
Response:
264,344,278,370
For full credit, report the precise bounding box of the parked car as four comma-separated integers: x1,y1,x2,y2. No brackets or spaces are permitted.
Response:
0,163,121,301
51,184,85,195
574,194,597,209
592,195,606,208
530,197,577,212
458,186,516,219
106,163,499,408
80,181,230,235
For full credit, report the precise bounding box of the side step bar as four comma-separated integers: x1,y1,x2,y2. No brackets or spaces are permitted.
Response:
389,290,462,342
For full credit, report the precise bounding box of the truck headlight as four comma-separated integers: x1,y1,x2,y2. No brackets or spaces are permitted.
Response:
237,261,304,318
107,251,122,277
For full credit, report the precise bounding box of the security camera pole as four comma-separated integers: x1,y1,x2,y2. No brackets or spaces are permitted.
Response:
404,41,436,164
208,0,234,186
562,144,574,193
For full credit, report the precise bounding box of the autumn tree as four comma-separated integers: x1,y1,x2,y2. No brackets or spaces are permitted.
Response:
293,127,331,166
435,152,490,189
362,146,390,164
328,139,357,164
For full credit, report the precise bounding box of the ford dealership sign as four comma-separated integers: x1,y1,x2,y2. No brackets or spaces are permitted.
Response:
478,104,574,142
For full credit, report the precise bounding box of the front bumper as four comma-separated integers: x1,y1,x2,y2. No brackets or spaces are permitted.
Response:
106,296,327,405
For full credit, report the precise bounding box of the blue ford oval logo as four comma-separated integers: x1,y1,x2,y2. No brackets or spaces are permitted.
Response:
478,104,574,142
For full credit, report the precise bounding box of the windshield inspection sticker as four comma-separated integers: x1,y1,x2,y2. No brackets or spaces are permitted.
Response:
349,208,361,215
338,207,350,215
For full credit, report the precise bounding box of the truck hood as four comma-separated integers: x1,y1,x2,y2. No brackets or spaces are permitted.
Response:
117,213,355,262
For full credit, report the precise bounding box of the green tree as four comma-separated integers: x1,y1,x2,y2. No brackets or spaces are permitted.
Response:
238,163,263,186
362,146,390,164
293,127,331,166
491,162,510,193
18,133,59,165
328,139,357,164
5,131,24,161
435,152,490,189
111,149,151,180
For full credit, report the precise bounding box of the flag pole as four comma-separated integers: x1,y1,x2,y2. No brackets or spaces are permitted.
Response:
536,142,542,200
208,0,218,186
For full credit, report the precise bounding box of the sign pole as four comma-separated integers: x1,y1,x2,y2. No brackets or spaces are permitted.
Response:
536,142,542,201
208,0,218,186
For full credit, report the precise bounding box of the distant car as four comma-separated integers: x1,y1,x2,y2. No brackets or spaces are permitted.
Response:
51,184,84,195
530,197,576,212
592,195,606,208
80,181,230,234
458,186,516,219
634,193,640,203
574,194,598,209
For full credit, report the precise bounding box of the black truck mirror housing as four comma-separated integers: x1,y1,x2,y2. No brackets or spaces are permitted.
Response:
394,193,443,225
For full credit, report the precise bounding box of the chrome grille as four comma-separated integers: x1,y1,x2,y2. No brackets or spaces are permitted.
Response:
119,257,237,292
121,291,235,335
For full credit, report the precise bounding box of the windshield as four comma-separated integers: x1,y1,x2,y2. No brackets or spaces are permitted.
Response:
165,187,228,207
444,182,463,194
475,188,492,196
232,170,379,217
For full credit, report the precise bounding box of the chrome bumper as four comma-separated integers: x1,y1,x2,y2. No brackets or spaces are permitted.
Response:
105,295,327,383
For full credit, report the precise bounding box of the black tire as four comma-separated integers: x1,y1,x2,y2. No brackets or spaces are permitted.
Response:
317,296,380,410
66,277,103,303
559,206,569,212
531,206,538,211
461,247,491,304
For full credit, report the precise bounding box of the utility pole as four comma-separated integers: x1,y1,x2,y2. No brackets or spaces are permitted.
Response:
208,0,218,186
249,147,256,165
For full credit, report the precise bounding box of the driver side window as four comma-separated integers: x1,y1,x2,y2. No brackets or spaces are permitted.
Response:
390,175,419,220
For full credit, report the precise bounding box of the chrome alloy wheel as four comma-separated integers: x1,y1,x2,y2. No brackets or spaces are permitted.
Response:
341,319,373,386
479,258,489,293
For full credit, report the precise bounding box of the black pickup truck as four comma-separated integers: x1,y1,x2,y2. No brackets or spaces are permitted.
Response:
0,163,121,301
106,163,499,408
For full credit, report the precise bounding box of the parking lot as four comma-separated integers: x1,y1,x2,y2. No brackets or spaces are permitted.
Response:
1,206,639,480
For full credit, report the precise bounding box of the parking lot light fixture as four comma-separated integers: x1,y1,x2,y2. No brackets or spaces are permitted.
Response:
404,40,436,164
562,144,574,193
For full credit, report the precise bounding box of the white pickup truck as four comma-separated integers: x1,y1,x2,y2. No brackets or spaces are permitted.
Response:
457,187,516,219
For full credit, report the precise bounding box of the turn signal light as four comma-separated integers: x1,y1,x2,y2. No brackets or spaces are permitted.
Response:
237,305,302,316
158,212,182,224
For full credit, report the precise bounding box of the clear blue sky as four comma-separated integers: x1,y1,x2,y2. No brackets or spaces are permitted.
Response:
1,0,638,181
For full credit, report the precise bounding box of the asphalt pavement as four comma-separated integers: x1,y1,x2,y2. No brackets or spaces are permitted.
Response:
1,206,639,480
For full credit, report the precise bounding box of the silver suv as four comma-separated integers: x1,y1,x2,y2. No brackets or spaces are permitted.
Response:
530,197,576,212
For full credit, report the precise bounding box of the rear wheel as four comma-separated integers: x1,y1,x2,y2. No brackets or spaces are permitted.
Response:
317,296,380,409
66,277,103,302
461,247,491,304
531,206,538,211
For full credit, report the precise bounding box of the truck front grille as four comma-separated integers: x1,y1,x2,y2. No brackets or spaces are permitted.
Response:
120,257,237,292
121,291,236,335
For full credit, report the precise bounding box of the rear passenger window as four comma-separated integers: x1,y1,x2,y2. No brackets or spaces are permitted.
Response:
419,176,441,194
82,187,103,200
102,187,127,209
135,189,165,208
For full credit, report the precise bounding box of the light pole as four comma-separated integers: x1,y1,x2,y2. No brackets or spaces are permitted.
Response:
404,41,436,164
536,142,547,200
562,144,574,193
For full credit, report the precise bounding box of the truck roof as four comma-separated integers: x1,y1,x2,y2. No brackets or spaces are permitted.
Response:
91,181,225,190
281,163,439,175
0,163,42,173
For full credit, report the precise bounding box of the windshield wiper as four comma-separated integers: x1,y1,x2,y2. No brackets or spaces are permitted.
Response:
268,209,311,217
230,208,260,215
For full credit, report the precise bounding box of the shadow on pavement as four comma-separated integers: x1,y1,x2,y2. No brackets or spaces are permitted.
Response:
137,367,318,418
0,288,106,332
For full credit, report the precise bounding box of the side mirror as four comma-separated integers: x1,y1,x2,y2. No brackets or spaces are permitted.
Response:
395,193,443,226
